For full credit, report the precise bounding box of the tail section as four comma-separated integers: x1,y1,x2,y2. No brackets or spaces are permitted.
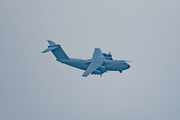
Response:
42,40,69,60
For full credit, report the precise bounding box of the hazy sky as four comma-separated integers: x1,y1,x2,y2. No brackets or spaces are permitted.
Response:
1,0,180,120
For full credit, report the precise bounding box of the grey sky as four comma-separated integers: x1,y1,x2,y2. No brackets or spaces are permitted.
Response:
1,0,180,120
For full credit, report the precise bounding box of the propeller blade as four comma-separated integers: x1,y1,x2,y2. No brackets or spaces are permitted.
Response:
124,60,132,62
120,60,132,62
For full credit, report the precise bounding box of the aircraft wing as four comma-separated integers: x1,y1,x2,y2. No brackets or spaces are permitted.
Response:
92,48,105,59
82,48,105,77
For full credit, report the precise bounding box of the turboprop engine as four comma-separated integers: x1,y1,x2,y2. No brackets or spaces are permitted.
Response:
91,70,102,75
103,52,113,60
91,65,107,75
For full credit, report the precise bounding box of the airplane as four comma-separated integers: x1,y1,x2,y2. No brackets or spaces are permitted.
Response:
42,40,131,77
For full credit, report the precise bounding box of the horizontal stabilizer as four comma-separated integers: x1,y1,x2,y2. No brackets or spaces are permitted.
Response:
42,46,59,53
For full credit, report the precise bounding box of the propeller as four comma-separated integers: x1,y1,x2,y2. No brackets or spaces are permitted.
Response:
121,60,132,62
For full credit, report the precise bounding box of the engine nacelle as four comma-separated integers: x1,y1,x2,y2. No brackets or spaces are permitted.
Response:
103,52,113,60
99,66,107,73
91,70,103,75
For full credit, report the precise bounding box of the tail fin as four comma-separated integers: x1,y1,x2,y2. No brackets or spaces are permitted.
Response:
42,40,69,60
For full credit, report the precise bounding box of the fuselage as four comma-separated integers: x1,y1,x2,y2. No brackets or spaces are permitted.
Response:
57,58,130,74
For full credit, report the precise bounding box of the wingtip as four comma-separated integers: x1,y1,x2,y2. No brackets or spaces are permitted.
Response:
82,72,88,77
82,74,87,77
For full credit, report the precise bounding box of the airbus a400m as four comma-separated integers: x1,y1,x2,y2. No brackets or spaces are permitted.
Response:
42,40,131,77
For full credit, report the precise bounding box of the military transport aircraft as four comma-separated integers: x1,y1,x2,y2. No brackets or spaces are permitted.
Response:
42,40,131,77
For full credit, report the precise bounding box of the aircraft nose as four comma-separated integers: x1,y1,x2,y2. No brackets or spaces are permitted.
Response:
127,64,130,69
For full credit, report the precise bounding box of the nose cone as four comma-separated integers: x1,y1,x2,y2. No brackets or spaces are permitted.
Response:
127,64,130,69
